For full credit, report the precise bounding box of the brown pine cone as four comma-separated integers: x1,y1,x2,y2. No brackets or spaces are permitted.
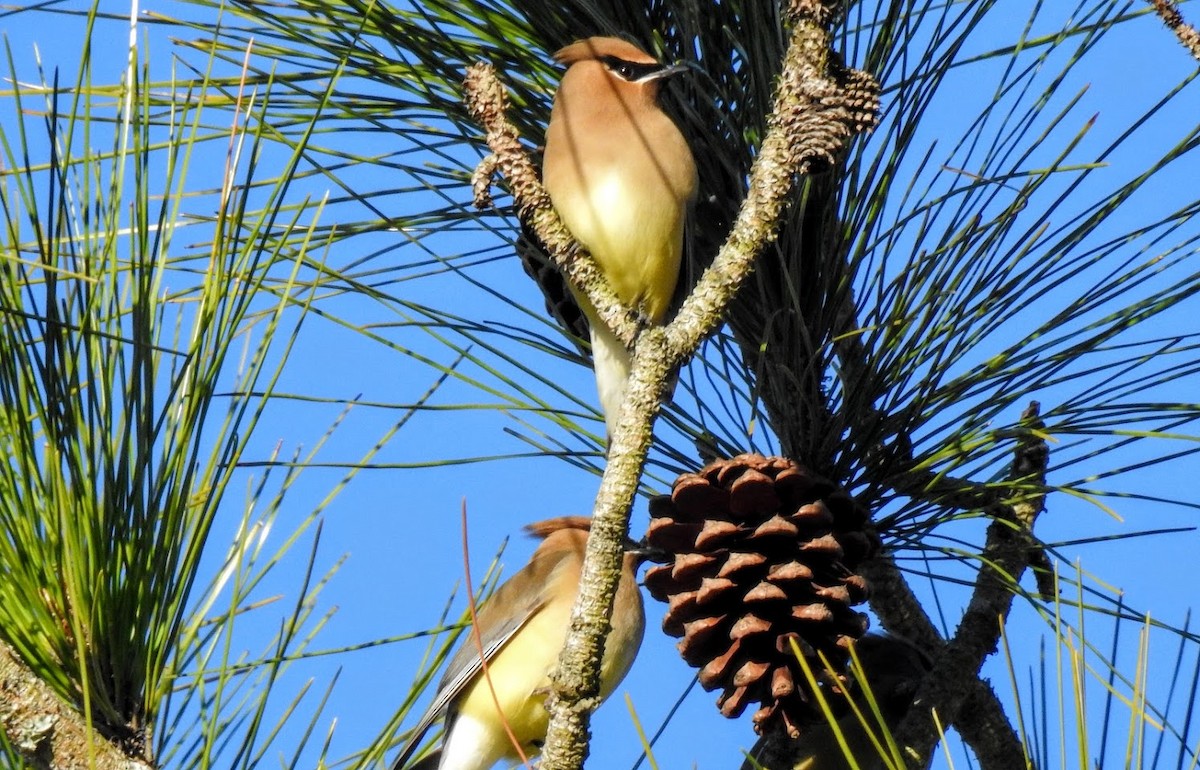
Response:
643,454,877,737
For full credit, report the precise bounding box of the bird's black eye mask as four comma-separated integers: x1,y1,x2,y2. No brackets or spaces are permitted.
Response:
600,55,667,82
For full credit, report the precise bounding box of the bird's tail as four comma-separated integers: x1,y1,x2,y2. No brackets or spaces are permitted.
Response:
590,322,631,440
390,710,440,770
399,747,442,770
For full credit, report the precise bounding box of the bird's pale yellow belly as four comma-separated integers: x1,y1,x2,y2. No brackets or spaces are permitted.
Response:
452,598,571,761
450,577,644,764
554,168,685,324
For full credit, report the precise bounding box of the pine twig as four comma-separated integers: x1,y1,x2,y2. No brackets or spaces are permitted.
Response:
1148,0,1200,61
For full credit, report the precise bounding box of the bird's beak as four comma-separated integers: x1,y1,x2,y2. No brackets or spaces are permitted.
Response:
625,539,672,564
650,62,691,81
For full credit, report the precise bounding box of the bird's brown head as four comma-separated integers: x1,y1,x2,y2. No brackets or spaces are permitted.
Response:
524,515,591,539
553,36,688,100
524,515,659,568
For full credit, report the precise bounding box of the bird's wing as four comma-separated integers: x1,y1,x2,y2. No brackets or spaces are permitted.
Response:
402,747,442,770
390,545,574,770
515,223,592,355
390,606,543,770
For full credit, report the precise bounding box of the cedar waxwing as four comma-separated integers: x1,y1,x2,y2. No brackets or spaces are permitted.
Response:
742,634,933,770
542,36,697,439
391,516,646,770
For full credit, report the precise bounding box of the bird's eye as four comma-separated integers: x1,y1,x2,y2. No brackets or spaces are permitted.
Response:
601,56,640,80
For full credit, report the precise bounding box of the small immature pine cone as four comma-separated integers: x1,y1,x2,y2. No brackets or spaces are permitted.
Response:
643,454,877,738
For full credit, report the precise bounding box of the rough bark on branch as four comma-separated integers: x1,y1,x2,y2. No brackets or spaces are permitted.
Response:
0,639,152,770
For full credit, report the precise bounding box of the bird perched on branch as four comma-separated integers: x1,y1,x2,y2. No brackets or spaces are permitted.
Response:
391,516,647,770
542,36,697,439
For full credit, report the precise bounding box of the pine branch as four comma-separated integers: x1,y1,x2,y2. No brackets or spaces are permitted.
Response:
861,555,1031,770
888,402,1049,769
855,404,1050,769
462,1,879,767
0,639,153,770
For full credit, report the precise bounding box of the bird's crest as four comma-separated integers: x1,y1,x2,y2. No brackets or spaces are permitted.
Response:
525,515,592,539
553,36,657,67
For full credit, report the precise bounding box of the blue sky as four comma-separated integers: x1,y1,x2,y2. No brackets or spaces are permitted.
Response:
3,1,1199,769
